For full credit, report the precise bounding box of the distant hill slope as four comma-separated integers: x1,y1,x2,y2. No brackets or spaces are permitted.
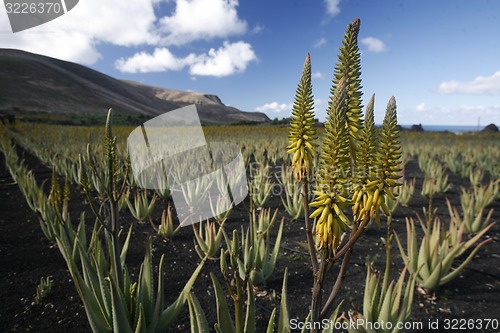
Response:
123,80,269,124
0,49,270,125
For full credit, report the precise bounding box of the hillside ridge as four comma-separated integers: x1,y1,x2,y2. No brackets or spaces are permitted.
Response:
0,49,269,125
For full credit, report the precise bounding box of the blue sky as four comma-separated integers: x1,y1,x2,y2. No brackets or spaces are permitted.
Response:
2,0,500,126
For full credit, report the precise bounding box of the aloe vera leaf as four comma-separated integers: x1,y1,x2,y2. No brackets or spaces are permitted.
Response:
421,261,442,291
440,238,492,286
187,293,210,333
134,308,146,333
266,309,277,333
322,301,343,333
107,277,133,333
244,283,256,333
120,224,133,264
277,268,290,333
158,256,206,331
210,272,235,333
265,217,284,280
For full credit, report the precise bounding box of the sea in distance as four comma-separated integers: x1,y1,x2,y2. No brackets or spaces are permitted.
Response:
400,124,482,133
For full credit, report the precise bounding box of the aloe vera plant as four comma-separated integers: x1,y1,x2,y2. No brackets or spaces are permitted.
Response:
395,214,494,293
279,165,305,219
246,210,284,286
346,264,415,333
447,197,494,235
286,19,403,331
180,176,213,210
220,208,284,286
34,109,207,332
461,181,499,216
150,204,180,240
210,194,234,222
187,267,291,333
469,168,484,188
126,188,157,222
17,170,44,211
249,162,273,208
420,161,450,198
193,219,225,260
397,178,415,207
34,276,53,305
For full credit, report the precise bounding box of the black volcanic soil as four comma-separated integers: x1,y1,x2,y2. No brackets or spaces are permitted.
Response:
0,146,499,333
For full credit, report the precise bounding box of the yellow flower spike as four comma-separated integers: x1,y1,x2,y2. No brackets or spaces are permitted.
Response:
374,96,403,207
288,53,317,182
334,18,363,155
311,77,351,251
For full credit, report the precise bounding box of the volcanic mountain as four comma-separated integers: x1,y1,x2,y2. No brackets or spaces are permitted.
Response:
0,49,270,125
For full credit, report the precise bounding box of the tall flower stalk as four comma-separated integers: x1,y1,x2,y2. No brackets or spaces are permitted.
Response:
288,52,319,271
309,77,351,252
333,18,363,155
288,18,403,330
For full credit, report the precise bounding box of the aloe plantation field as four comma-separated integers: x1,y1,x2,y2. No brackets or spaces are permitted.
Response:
0,120,499,333
1,19,499,333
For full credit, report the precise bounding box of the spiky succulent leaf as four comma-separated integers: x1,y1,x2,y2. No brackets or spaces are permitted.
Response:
310,77,351,251
288,53,317,182
333,18,363,154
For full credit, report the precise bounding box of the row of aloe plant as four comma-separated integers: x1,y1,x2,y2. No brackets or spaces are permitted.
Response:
1,113,208,332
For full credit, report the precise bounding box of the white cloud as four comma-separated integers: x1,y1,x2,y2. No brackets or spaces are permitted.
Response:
0,0,160,65
454,104,500,116
314,37,327,48
312,71,323,79
0,0,249,70
399,104,500,126
360,37,386,53
416,102,426,111
159,0,247,45
255,102,292,113
436,71,500,95
250,23,265,35
324,0,341,17
315,98,324,107
116,41,256,77
189,41,256,77
115,48,197,73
